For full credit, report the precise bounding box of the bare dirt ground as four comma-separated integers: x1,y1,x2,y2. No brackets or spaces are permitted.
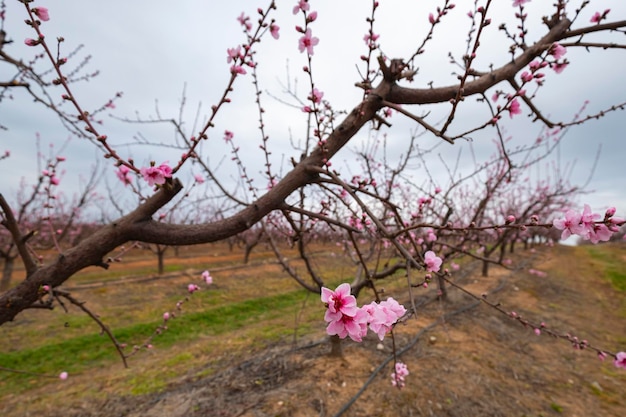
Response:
3,244,626,417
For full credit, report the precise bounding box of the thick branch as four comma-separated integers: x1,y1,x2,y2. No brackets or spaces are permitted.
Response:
386,18,572,105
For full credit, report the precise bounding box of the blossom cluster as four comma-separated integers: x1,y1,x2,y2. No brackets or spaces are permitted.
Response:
552,205,624,243
139,162,172,187
391,361,409,388
321,283,406,342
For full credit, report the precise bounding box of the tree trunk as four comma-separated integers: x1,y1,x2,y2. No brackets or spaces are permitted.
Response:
0,257,15,292
157,248,165,275
328,335,343,357
437,275,448,300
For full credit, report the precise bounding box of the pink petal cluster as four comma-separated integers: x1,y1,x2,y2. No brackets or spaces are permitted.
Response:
321,284,406,342
292,0,310,14
187,284,200,294
33,7,50,21
59,371,68,380
550,43,567,60
202,270,213,285
308,88,324,104
424,251,442,272
116,165,133,185
552,204,624,243
270,24,280,39
391,361,409,388
140,163,172,186
362,298,407,340
591,9,610,24
615,352,626,369
298,29,319,55
508,98,522,118
513,0,531,7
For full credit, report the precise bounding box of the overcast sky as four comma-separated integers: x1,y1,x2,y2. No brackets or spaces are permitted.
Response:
1,0,625,220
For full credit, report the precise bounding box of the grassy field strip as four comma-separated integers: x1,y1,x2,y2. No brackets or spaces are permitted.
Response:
0,288,313,396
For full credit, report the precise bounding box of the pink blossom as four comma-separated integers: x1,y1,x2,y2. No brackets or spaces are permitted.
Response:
391,361,409,388
363,298,407,340
552,209,583,240
227,46,241,63
163,312,170,321
224,130,234,141
308,88,324,104
506,215,516,223
33,7,50,21
307,11,318,23
187,283,200,294
363,32,380,46
512,0,530,7
236,12,252,31
428,13,436,24
520,71,533,83
59,372,68,380
230,65,247,75
140,164,171,187
508,98,522,118
552,62,568,74
292,0,310,14
270,24,280,39
202,270,213,285
591,9,610,24
615,352,626,369
606,207,616,217
325,308,368,342
116,165,132,185
424,251,442,273
24,38,39,46
550,43,567,60
194,174,205,184
298,28,319,55
588,223,612,244
321,283,358,319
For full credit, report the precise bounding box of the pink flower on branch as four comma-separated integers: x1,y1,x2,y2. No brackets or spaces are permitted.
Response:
32,7,50,22
116,165,133,185
24,38,40,46
508,98,522,118
513,0,531,7
552,209,583,240
321,283,358,320
550,43,567,60
140,163,172,186
591,9,610,24
298,28,319,55
424,251,442,273
292,0,310,15
226,46,242,63
270,23,280,39
202,270,213,285
391,362,409,388
615,352,626,369
308,88,324,104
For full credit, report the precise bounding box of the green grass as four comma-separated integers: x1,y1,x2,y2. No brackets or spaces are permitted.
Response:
583,245,626,292
0,289,309,395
